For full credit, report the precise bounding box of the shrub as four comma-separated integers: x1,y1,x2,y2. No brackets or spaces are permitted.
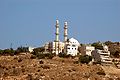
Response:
93,61,101,64
73,61,79,64
30,55,36,59
15,46,29,54
58,53,73,58
39,60,44,64
18,58,22,62
11,68,21,76
45,53,55,59
37,69,40,72
0,49,4,54
97,71,105,75
3,72,9,77
113,51,120,58
31,51,55,59
26,74,33,80
37,53,46,59
0,48,15,56
33,47,45,53
32,47,56,59
79,55,92,64
91,42,104,50
21,68,25,73
58,53,65,57
41,65,50,69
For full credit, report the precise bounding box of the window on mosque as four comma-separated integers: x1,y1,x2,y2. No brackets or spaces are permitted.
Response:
72,45,76,47
68,48,70,49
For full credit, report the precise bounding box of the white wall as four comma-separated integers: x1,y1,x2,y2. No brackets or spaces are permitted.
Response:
66,45,78,56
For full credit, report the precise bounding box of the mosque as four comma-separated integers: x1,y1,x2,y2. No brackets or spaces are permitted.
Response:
44,20,80,56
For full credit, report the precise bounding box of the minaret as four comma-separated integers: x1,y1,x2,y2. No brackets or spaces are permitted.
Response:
55,19,59,55
55,20,59,42
64,22,68,43
64,22,68,54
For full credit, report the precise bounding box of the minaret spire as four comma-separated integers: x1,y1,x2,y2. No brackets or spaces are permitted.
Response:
55,19,59,55
55,19,59,42
64,21,68,43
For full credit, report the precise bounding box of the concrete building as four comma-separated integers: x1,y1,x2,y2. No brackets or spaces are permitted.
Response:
46,38,80,56
44,42,49,53
91,45,112,63
65,38,80,56
80,45,95,56
28,47,34,53
48,41,64,54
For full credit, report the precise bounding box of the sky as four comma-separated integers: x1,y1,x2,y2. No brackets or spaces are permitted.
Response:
0,0,120,49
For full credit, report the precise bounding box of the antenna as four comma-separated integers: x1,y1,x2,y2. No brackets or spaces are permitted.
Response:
10,43,13,49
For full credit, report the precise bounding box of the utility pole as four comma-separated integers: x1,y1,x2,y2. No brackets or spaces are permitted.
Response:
10,43,13,49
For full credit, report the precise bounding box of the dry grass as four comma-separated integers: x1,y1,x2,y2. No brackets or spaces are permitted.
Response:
0,53,119,80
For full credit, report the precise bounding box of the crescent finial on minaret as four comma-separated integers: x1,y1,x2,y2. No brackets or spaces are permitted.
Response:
56,19,59,24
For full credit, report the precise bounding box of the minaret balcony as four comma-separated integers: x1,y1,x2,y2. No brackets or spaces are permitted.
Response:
55,33,59,35
64,27,68,29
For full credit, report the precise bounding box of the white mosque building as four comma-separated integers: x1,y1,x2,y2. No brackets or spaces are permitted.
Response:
44,19,80,56
64,38,80,56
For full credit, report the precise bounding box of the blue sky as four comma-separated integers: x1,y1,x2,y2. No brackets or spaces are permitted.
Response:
0,0,120,49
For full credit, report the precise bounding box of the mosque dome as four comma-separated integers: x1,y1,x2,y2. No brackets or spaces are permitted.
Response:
68,38,80,46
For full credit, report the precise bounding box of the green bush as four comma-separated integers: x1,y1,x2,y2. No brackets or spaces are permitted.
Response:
32,47,56,59
0,49,4,54
35,53,45,59
30,55,37,59
15,46,29,54
58,53,73,58
91,42,103,50
45,53,55,59
33,47,45,53
32,51,55,59
79,55,92,64
58,53,66,58
0,48,15,56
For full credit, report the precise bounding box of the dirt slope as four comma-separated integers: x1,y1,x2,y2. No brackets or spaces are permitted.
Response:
0,54,118,80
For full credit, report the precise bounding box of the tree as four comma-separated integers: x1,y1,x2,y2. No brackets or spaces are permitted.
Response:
104,41,120,58
0,48,15,56
15,46,29,54
91,42,103,50
31,47,55,59
79,55,92,64
32,47,45,55
104,41,113,45
113,51,120,58
58,53,73,58
0,49,4,54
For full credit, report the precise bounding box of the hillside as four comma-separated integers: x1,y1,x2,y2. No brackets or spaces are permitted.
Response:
0,53,120,80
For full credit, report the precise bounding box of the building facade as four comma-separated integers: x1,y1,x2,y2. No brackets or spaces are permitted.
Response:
91,45,112,63
65,38,80,56
48,41,64,55
80,45,95,56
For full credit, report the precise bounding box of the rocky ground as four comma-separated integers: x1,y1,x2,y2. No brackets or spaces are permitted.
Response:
0,53,120,80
